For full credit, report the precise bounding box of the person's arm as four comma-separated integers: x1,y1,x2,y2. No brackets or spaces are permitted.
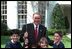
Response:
47,37,54,46
45,29,54,46
20,25,26,42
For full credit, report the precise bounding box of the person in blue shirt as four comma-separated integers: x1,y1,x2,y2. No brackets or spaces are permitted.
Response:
5,29,22,48
53,31,65,48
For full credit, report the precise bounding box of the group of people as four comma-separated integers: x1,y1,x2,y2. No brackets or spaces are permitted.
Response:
5,12,65,48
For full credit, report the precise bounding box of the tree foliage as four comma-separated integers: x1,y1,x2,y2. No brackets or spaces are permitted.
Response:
51,4,69,29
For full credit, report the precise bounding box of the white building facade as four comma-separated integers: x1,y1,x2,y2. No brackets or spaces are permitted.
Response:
1,1,71,33
1,1,48,30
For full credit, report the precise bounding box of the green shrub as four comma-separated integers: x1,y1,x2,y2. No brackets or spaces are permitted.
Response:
47,29,67,35
2,30,22,36
3,30,11,36
48,3,69,35
1,22,8,35
51,4,69,30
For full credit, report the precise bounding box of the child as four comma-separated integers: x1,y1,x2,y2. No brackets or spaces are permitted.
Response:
5,29,22,48
38,37,48,48
23,32,29,48
53,31,65,48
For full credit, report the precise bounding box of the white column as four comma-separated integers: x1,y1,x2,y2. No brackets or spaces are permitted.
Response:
45,1,57,29
45,2,48,28
7,1,18,29
27,1,33,24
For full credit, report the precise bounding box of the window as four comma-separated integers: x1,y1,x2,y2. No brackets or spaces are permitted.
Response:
18,1,23,4
22,10,24,13
5,10,7,14
25,1,27,4
18,5,22,9
3,6,4,9
1,1,7,25
5,6,7,9
17,1,27,29
25,10,27,13
18,10,22,14
5,1,7,4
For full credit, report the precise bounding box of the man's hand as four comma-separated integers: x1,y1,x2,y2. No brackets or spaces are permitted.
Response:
25,38,28,45
53,39,61,45
25,46,28,48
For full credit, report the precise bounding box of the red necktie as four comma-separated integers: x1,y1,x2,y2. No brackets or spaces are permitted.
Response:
34,25,38,40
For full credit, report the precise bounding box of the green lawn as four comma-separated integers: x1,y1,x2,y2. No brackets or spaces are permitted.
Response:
1,35,71,48
1,36,10,48
62,36,71,48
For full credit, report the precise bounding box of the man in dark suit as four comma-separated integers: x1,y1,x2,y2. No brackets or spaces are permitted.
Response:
21,12,50,48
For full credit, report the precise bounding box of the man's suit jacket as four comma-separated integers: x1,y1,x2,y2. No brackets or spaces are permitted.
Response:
21,23,47,47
